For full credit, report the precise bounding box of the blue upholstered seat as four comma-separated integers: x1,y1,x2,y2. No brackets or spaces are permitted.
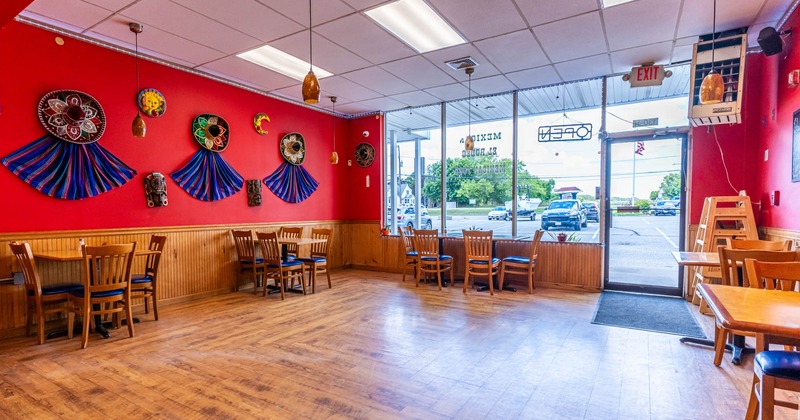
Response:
756,351,800,380
406,251,418,257
468,258,500,265
267,260,304,268
503,256,535,264
69,288,123,298
297,256,326,263
130,274,153,284
241,258,264,264
420,255,452,262
27,283,82,296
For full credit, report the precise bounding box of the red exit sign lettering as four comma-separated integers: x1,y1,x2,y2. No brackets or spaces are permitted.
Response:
629,65,665,87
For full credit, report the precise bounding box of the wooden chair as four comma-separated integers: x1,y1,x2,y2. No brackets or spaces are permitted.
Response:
297,228,333,293
412,229,452,291
463,230,500,295
746,259,800,420
399,226,417,282
256,232,305,299
130,235,166,321
712,248,800,365
67,243,137,349
499,230,545,294
729,239,793,251
232,230,264,293
278,226,303,259
9,241,82,345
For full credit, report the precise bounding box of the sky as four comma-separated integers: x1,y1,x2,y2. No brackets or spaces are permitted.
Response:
391,96,689,202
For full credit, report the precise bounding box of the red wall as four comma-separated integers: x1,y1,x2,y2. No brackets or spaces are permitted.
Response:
0,22,381,232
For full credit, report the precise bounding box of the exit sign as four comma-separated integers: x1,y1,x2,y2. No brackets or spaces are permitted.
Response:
628,65,665,87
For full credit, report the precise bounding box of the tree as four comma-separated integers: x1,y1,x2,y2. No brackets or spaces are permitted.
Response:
658,173,681,198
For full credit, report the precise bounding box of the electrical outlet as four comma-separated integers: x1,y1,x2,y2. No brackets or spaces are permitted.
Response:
765,149,769,161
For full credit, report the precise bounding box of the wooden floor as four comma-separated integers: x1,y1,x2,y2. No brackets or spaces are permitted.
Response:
0,270,794,419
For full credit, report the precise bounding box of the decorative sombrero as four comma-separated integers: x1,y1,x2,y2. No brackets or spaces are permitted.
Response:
138,88,166,117
279,132,306,165
192,114,229,152
37,90,105,144
355,142,376,167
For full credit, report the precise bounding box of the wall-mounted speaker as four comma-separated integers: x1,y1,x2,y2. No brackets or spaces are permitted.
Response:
758,26,784,56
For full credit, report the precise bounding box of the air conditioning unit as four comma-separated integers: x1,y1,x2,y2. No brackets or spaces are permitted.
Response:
689,33,747,126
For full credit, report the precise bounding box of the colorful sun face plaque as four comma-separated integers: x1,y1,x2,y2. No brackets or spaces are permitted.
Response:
138,88,166,117
279,132,306,165
246,179,262,206
253,113,270,135
355,142,376,167
38,90,105,144
192,114,229,152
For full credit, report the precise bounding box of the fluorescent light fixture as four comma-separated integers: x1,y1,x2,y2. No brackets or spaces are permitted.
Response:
237,45,333,81
601,0,636,7
366,0,465,53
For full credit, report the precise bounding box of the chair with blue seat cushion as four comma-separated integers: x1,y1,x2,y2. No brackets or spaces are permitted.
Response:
232,230,265,294
67,242,137,349
256,232,305,299
412,229,452,291
130,235,166,321
278,226,304,259
296,228,332,293
752,350,800,420
499,229,544,294
9,241,82,345
463,230,500,295
399,226,417,283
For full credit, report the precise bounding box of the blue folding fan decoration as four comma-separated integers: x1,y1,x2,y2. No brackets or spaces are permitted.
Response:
263,132,318,203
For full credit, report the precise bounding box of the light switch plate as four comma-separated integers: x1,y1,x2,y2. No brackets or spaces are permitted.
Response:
765,149,769,161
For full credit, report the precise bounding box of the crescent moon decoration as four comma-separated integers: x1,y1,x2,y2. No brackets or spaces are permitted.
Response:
170,114,243,201
263,132,318,203
2,89,136,199
253,113,270,135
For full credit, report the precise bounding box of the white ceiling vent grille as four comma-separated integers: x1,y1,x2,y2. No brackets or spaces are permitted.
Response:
445,57,479,71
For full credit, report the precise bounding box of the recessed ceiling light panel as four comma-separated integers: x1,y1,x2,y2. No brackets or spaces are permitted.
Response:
366,0,466,53
237,45,333,82
601,0,636,8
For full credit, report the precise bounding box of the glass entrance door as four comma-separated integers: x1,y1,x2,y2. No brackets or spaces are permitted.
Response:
603,132,687,295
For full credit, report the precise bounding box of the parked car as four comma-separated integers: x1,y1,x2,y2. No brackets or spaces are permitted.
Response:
397,207,433,229
582,202,599,222
653,200,677,216
487,206,508,220
504,198,541,220
541,199,586,231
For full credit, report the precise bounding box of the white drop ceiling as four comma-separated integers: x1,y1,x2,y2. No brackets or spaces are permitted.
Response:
18,0,796,117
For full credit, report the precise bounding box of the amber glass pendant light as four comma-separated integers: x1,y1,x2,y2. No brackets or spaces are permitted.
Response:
130,22,146,137
329,96,339,164
302,0,320,104
464,67,475,151
699,0,724,105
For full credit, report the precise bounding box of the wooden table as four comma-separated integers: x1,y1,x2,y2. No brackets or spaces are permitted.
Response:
671,251,719,267
33,249,160,261
697,283,800,419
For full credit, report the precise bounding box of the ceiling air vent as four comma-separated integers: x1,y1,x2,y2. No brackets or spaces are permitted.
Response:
445,57,479,70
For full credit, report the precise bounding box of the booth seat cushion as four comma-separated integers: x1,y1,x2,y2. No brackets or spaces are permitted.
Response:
420,255,452,262
756,351,800,380
131,274,153,284
468,258,500,265
69,288,123,298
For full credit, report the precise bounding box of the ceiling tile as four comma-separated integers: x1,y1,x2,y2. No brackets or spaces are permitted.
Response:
314,76,381,101
388,91,442,107
88,16,225,66
517,0,598,26
315,13,416,64
427,0,526,41
82,0,135,10
270,31,371,75
355,96,406,112
119,0,261,53
677,0,763,39
171,0,302,42
198,56,297,91
262,0,355,26
340,0,390,11
505,66,563,90
754,0,791,24
603,0,681,51
469,75,516,96
425,83,470,102
342,67,416,96
22,0,112,31
335,102,376,115
474,30,549,73
609,41,674,73
533,12,607,63
380,56,457,89
554,54,612,81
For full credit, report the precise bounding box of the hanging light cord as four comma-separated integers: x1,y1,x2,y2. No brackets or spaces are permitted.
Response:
135,30,140,112
308,0,313,71
468,70,472,136
332,98,336,149
710,0,716,70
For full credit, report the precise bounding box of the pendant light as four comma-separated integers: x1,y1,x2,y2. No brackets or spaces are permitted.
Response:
464,67,475,151
699,0,724,105
302,0,320,104
130,22,146,138
329,96,339,164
